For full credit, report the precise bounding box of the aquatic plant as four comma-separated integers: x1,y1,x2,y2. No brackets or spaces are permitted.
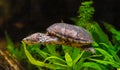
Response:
6,0,120,70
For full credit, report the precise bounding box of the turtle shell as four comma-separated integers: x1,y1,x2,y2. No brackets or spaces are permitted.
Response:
47,23,93,46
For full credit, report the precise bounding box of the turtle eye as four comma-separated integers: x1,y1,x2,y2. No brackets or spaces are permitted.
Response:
23,38,29,42
26,38,30,41
25,38,29,41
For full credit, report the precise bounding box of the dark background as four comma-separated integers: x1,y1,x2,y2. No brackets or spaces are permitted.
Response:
0,0,120,45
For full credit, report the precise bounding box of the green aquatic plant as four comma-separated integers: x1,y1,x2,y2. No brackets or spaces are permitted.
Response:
22,0,120,70
22,42,99,70
77,1,94,23
25,1,120,70
5,32,39,70
73,0,120,69
22,39,120,70
72,0,95,31
6,0,120,70
73,0,111,45
5,32,24,60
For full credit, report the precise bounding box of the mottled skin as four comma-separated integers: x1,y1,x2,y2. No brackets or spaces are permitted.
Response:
23,23,95,53
23,33,63,45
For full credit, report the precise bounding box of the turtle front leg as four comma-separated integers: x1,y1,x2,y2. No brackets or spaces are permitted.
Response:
83,47,95,54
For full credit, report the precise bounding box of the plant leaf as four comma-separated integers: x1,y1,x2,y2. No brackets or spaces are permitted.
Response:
44,56,66,64
82,62,102,70
46,44,56,55
71,48,80,60
5,32,14,54
32,47,49,59
73,50,85,65
65,52,73,67
89,59,120,67
95,48,113,61
73,58,85,70
22,42,56,69
89,59,114,65
92,22,111,45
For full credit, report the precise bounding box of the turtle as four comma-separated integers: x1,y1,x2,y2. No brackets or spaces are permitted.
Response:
23,23,95,53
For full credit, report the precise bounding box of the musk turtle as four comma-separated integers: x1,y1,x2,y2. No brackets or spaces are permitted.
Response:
46,23,93,47
23,23,94,53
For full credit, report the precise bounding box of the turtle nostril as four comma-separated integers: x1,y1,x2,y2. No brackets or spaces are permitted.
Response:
23,38,29,41
26,39,29,41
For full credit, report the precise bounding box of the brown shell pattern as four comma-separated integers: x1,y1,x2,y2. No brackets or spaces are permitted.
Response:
47,23,93,44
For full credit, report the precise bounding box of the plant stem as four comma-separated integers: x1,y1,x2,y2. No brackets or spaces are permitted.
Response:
73,50,85,65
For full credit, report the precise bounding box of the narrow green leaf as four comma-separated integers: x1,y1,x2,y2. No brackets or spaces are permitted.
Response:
44,56,66,64
117,68,120,70
89,59,114,65
99,43,115,50
73,50,85,65
95,48,120,67
99,43,120,62
62,45,73,55
73,58,85,70
46,44,56,55
89,58,120,67
52,62,68,68
104,22,120,35
83,62,102,70
72,48,80,60
65,52,73,67
33,47,49,59
5,32,14,54
92,22,111,45
95,48,113,61
92,42,99,47
22,42,56,69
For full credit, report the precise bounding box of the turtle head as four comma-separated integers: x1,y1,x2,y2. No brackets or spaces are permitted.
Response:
23,33,43,45
23,33,60,45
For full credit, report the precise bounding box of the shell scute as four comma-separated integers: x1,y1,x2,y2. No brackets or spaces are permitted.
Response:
47,23,93,44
